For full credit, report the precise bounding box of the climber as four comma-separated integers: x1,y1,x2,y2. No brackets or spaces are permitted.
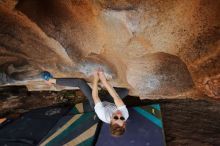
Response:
41,68,129,137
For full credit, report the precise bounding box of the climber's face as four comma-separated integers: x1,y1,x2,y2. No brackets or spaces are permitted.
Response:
111,110,126,127
110,111,126,136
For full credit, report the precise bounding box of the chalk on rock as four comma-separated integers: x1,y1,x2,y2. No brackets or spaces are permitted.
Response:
0,72,15,85
77,60,115,80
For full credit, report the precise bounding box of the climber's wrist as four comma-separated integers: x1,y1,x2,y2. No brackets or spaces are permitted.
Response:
100,77,107,83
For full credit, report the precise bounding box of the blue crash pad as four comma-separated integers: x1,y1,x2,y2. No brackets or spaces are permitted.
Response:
95,105,166,146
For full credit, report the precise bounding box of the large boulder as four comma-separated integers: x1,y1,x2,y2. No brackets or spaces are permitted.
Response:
126,52,194,98
0,0,219,99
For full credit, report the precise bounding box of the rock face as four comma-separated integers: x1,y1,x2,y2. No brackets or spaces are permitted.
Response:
0,0,219,99
126,52,194,98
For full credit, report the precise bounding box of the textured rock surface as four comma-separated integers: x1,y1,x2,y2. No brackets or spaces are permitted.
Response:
161,98,220,146
0,0,219,99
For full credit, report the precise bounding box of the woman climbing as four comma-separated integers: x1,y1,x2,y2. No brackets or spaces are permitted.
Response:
42,68,129,136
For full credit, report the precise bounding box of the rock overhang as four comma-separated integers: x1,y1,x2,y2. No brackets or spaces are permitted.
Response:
0,0,219,99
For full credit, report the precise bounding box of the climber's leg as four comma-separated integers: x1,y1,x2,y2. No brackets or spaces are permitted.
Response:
99,87,129,102
56,78,95,108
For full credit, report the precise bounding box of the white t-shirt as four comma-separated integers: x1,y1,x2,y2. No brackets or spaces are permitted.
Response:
94,101,129,123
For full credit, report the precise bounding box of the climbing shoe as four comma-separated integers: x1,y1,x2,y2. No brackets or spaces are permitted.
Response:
41,71,53,81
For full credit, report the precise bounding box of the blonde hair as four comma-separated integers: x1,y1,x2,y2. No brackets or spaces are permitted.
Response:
110,123,125,137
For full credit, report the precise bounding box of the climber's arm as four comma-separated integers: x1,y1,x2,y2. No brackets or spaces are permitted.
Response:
92,71,101,104
99,72,125,107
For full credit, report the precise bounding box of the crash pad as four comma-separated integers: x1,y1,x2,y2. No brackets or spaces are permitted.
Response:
95,104,166,146
0,107,70,146
39,112,100,146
